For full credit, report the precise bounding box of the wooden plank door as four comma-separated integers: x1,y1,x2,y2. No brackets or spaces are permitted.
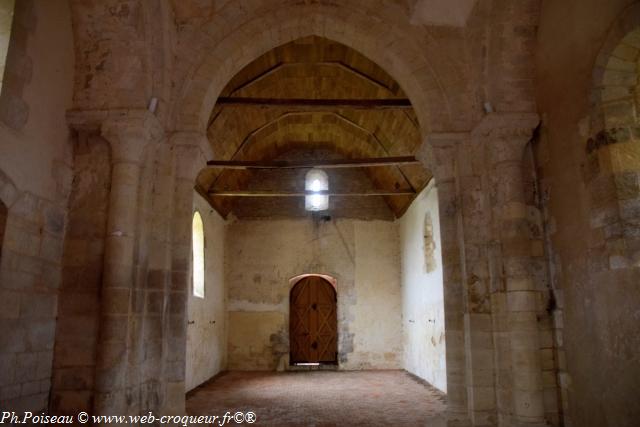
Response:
290,276,337,363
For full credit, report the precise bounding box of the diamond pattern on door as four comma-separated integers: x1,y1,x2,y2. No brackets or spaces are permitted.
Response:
290,276,337,363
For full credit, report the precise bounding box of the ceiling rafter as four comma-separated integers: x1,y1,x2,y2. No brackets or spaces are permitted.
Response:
206,111,417,194
200,36,431,219
205,156,420,169
215,97,412,109
226,61,397,97
207,189,416,197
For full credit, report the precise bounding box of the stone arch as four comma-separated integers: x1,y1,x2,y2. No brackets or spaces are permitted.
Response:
168,1,473,415
171,0,475,150
591,3,640,131
586,3,640,269
289,273,337,292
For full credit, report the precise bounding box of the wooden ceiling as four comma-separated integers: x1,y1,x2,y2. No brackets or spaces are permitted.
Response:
198,36,432,219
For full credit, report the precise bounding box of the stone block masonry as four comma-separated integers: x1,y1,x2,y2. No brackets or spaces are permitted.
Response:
0,171,67,413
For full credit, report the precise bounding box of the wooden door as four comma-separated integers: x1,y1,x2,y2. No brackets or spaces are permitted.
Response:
290,276,337,363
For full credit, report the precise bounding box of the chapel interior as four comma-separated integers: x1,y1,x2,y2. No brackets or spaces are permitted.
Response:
0,1,638,426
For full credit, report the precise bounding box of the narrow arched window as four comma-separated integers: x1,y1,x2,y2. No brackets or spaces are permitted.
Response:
0,0,15,94
192,211,205,298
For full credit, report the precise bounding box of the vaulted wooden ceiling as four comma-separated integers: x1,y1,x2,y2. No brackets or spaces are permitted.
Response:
197,36,432,219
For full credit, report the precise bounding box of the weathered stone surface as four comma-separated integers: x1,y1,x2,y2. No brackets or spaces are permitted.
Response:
1,1,639,426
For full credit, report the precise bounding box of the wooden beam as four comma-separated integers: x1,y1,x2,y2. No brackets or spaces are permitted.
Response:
227,62,395,96
206,190,415,197
206,156,420,170
215,97,412,110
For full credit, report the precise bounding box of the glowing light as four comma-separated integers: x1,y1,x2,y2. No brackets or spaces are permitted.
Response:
309,179,322,192
306,193,329,211
305,168,329,211
192,211,205,298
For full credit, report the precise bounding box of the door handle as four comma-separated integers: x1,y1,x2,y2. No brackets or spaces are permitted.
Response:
311,341,318,349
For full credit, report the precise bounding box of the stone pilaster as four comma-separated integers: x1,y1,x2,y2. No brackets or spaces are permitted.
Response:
67,110,164,417
475,113,546,427
163,131,210,414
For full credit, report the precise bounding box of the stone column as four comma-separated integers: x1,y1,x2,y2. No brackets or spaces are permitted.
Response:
480,113,546,426
163,131,209,414
92,112,162,416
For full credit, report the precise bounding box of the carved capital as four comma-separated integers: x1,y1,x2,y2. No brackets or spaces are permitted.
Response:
67,109,165,163
472,113,539,163
472,112,539,139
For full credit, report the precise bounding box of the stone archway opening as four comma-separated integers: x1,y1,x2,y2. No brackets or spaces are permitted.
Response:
170,8,473,413
181,30,454,425
587,22,640,269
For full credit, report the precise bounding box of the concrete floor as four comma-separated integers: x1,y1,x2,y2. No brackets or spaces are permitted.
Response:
186,370,447,426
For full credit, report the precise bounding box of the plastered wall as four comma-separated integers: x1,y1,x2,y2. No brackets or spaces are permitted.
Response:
225,217,402,371
0,0,73,197
399,182,446,392
186,193,227,391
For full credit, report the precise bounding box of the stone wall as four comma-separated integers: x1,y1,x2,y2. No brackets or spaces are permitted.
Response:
5,1,637,425
399,182,447,392
225,217,402,371
0,170,67,413
536,1,640,426
0,0,74,414
50,135,110,414
186,192,227,391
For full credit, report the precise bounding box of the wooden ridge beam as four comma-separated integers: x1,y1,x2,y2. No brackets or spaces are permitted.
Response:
206,190,415,197
215,97,412,110
206,156,420,170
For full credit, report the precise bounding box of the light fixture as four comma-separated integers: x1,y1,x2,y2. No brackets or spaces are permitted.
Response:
305,168,329,211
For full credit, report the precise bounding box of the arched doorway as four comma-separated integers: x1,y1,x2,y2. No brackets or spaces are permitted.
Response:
290,276,337,364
